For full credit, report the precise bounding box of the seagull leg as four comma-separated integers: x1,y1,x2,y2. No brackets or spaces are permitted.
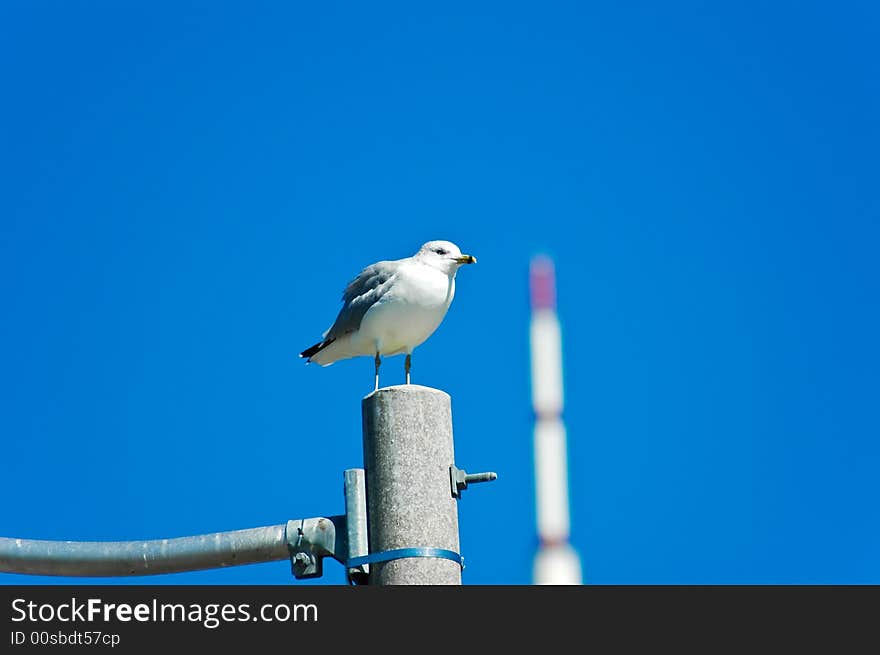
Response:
405,353,411,385
374,352,381,391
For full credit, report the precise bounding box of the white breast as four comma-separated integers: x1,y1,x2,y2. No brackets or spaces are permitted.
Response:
352,261,456,356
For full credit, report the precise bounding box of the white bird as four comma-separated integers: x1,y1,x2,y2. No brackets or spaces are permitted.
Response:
300,240,477,390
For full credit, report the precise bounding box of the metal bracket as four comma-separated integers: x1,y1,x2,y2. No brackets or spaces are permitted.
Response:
450,465,498,498
285,468,370,582
286,516,346,579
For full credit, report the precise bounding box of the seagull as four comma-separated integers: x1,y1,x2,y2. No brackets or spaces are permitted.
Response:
300,240,477,390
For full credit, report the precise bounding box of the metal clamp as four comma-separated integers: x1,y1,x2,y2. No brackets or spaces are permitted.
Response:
285,468,370,582
286,516,345,579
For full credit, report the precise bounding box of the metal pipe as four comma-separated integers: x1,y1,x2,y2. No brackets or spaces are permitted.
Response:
344,468,369,582
0,524,289,577
361,384,461,585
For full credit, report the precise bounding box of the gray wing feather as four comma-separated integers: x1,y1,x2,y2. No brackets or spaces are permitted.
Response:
323,261,397,340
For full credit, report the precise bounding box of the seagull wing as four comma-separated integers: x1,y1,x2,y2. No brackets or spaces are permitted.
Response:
324,260,397,340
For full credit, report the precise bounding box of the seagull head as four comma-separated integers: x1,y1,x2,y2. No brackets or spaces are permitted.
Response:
416,240,477,275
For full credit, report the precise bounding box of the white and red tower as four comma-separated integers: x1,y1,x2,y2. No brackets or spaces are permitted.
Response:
529,256,582,585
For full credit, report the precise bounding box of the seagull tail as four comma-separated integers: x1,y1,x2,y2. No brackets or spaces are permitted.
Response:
300,337,336,362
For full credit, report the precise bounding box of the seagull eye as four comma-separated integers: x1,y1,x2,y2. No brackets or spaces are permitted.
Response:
434,248,448,256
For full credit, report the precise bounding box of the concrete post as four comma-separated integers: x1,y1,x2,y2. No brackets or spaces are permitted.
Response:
361,384,461,585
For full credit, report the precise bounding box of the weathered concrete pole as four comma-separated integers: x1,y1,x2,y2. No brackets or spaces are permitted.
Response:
361,384,461,585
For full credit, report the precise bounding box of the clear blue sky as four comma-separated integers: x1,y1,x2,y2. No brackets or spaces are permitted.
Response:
2,2,878,585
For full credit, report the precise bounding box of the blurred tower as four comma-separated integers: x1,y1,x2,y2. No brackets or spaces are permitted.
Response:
529,256,582,585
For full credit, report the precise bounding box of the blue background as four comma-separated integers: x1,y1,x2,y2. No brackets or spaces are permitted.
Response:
2,2,878,585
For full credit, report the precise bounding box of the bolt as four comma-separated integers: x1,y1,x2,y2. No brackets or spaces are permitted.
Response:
465,472,498,485
292,551,312,570
450,465,498,497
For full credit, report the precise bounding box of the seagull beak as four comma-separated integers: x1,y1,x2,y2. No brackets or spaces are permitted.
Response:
456,254,477,265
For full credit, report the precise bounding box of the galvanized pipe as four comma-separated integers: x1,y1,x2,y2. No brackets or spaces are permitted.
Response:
344,468,369,582
0,524,290,577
